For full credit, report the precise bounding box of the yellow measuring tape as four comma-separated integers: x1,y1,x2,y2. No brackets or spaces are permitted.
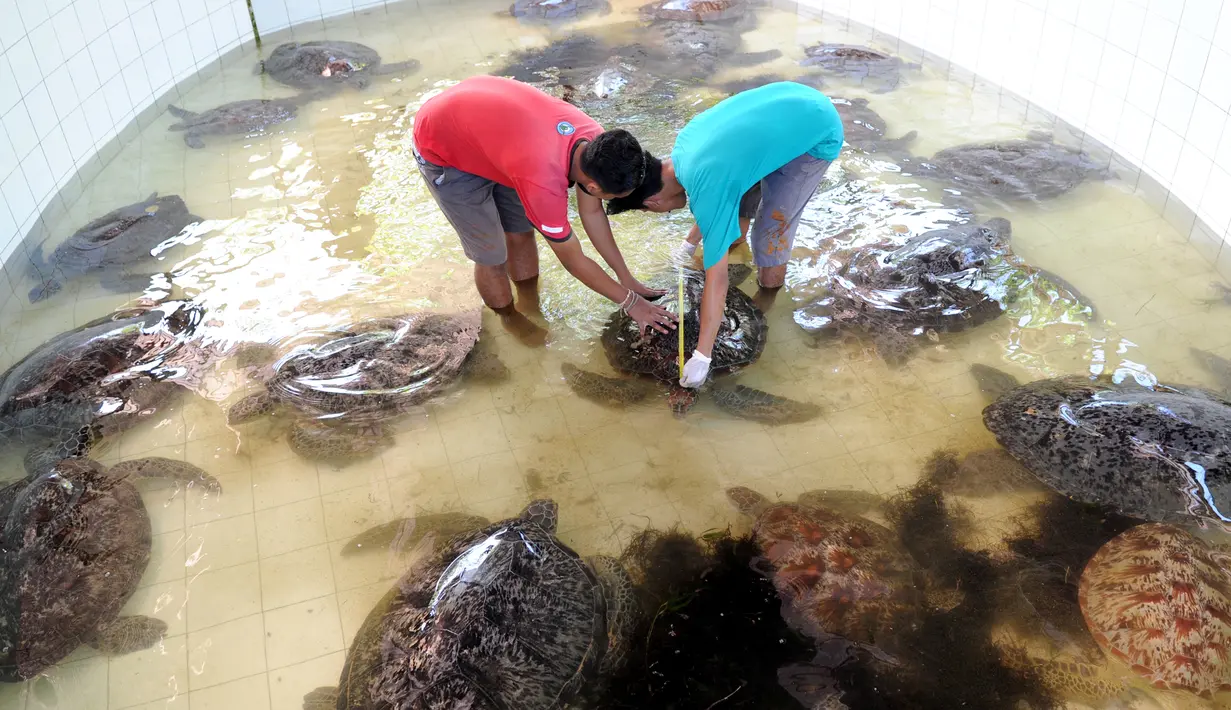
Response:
678,266,685,378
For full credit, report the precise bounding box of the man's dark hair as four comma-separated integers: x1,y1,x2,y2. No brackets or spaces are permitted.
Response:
581,129,646,195
606,151,664,215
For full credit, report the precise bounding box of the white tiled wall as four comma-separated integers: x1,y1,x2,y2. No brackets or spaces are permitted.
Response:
798,0,1231,252
248,0,393,35
0,0,254,265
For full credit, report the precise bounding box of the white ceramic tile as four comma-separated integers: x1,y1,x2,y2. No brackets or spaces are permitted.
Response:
1137,13,1179,70
1076,0,1112,36
99,0,130,27
1217,2,1231,49
52,6,87,62
110,17,143,68
0,0,27,51
1172,141,1214,208
181,0,211,27
28,20,67,79
1201,166,1231,232
144,46,176,92
1144,122,1184,183
1127,57,1166,114
20,149,55,205
1147,0,1183,24
0,56,18,117
1168,29,1211,91
1108,0,1146,52
41,128,74,182
1,166,37,225
1157,77,1198,135
2,103,38,160
1201,47,1231,111
1187,95,1227,156
7,37,42,96
0,128,16,180
75,0,108,43
166,29,197,76
14,0,48,33
1182,0,1224,41
187,18,217,63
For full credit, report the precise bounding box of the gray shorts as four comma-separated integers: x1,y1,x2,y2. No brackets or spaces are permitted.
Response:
738,153,832,268
414,149,534,266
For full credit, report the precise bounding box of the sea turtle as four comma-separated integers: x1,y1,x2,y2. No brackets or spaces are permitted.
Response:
1079,523,1231,702
795,217,1092,364
976,365,1231,527
167,95,317,148
256,41,421,91
25,193,200,302
303,500,638,709
0,457,219,681
562,264,819,423
0,303,205,475
509,0,611,23
725,486,925,648
799,44,914,93
640,0,748,22
910,132,1112,201
227,311,506,462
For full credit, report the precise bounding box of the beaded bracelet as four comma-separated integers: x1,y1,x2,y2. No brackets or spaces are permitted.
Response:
619,290,639,314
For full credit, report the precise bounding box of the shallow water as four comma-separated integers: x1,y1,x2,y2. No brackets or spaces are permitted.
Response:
1,0,1230,707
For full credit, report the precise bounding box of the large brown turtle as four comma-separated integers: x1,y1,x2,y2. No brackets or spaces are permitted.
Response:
562,264,819,423
976,365,1231,527
26,193,200,302
0,457,219,681
799,44,915,93
167,96,319,148
0,303,206,475
910,132,1112,202
257,41,420,91
228,311,506,462
1080,523,1231,703
303,500,637,709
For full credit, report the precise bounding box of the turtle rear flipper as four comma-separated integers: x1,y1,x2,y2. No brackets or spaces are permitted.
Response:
341,513,491,556
228,391,278,424
587,555,638,675
302,687,339,710
709,384,821,424
183,132,206,149
87,615,167,654
371,58,422,76
561,363,649,406
110,457,222,493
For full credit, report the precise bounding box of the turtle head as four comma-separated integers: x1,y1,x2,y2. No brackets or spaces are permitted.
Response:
521,499,559,532
726,486,770,517
970,364,1020,404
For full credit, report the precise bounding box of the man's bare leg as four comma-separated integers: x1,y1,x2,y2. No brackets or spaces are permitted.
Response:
475,260,546,347
505,230,541,314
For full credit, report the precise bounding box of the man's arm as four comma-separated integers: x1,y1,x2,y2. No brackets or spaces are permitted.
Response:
546,231,676,334
697,252,729,357
576,188,664,298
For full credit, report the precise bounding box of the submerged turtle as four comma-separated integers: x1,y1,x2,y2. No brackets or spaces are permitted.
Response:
800,44,914,93
228,311,505,462
0,304,204,474
26,194,200,302
977,365,1231,527
1080,523,1231,702
167,96,316,148
304,499,637,709
257,41,420,91
912,132,1111,201
563,264,819,423
0,457,219,681
509,0,611,22
640,0,747,22
795,218,1092,364
726,486,924,647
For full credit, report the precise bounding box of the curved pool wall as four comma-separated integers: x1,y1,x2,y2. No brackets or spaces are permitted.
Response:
795,0,1231,280
0,0,257,295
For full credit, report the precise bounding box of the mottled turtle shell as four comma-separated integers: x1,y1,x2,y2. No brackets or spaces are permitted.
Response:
1079,523,1231,699
921,137,1110,201
640,0,746,22
601,267,766,383
983,376,1231,526
0,460,150,681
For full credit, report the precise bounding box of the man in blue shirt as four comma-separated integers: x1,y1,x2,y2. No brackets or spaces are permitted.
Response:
607,81,844,388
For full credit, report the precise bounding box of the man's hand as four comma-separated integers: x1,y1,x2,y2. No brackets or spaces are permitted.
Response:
680,350,711,388
622,276,667,299
627,294,677,335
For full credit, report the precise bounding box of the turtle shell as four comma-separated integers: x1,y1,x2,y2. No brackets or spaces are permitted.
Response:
334,510,606,708
745,495,922,645
601,268,767,382
261,41,382,90
1079,523,1231,699
0,460,151,680
924,138,1109,201
982,376,1231,525
640,0,747,22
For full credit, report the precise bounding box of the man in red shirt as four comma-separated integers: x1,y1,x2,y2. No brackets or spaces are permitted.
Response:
413,76,676,343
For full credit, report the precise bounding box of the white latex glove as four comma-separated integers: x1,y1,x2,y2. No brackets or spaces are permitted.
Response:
674,240,698,261
680,350,712,389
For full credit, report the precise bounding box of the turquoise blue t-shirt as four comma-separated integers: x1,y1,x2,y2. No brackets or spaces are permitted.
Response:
671,82,844,268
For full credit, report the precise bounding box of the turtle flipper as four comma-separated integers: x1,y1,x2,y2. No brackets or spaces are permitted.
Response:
371,58,422,76
166,104,197,120
340,513,491,556
184,132,206,149
302,687,339,710
227,391,278,424
561,363,649,407
709,384,821,424
87,615,167,654
28,278,63,303
587,555,638,675
110,457,222,493
288,421,392,462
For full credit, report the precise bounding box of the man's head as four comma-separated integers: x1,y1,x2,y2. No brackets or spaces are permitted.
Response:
577,129,647,199
606,153,687,215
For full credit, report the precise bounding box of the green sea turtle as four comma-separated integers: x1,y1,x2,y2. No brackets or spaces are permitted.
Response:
26,193,200,302
799,44,915,93
910,132,1112,201
976,364,1231,527
794,218,1094,364
0,303,205,475
303,500,637,709
257,41,421,91
167,96,316,148
0,457,219,681
228,311,506,462
562,264,819,423
640,0,747,22
509,0,611,23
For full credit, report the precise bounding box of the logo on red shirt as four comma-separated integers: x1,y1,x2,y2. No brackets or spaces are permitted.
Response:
556,121,575,136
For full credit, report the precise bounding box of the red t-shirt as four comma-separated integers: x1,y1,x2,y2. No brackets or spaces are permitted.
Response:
412,75,602,241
